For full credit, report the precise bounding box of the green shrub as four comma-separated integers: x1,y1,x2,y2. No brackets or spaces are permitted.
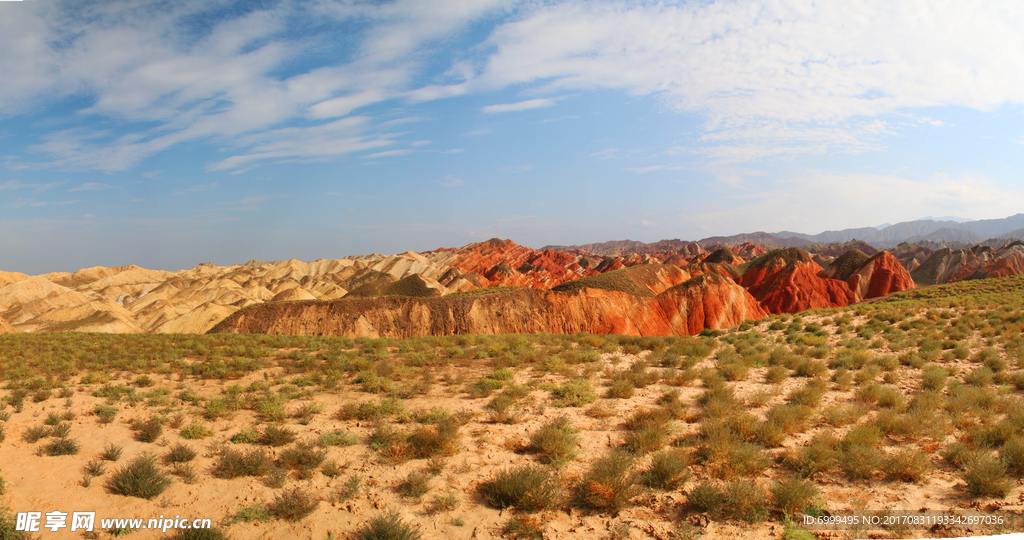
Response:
279,442,327,472
354,511,422,540
213,448,271,478
962,454,1012,498
398,471,432,500
163,443,197,464
622,408,672,454
94,404,118,424
1001,436,1024,475
529,417,579,465
327,473,359,503
689,482,724,515
575,451,640,511
723,480,769,523
83,459,106,477
772,478,819,517
22,425,49,443
107,454,172,499
43,437,80,456
162,527,231,540
407,418,461,458
100,443,123,462
131,418,163,443
483,465,561,511
319,430,359,447
230,428,258,444
258,425,297,447
551,379,597,407
267,487,319,521
606,379,635,399
642,449,691,490
883,449,931,482
179,421,213,440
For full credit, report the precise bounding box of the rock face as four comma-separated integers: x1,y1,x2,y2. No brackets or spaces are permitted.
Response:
0,315,17,333
739,249,857,314
910,243,1024,285
737,248,915,314
210,272,766,338
845,251,917,300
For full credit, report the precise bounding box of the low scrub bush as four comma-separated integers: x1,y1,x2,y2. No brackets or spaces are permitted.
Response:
163,443,197,464
213,448,271,479
267,487,318,521
100,443,123,462
398,471,432,500
407,418,461,458
642,449,691,490
354,511,422,540
107,454,172,499
551,379,597,407
883,449,931,482
131,418,163,443
575,451,641,511
258,425,297,447
42,437,80,456
278,442,327,472
772,478,819,518
319,429,359,447
483,465,561,511
962,454,1012,498
529,417,579,465
179,421,213,440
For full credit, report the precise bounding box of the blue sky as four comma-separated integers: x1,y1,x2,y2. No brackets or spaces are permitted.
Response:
2,0,1024,273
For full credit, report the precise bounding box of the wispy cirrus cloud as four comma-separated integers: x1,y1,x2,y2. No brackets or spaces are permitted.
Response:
482,98,554,113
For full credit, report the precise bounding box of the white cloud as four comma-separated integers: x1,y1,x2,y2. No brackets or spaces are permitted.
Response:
7,0,1024,170
363,149,413,159
474,0,1024,160
482,98,555,113
675,172,1024,236
1,0,510,172
411,140,431,147
462,128,491,136
625,165,685,174
443,148,466,154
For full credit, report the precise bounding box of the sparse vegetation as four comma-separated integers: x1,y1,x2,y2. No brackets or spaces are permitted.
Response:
483,465,561,511
106,454,172,499
3,276,1024,536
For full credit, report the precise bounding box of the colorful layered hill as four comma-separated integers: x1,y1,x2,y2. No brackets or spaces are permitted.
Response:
737,248,915,314
210,272,767,338
3,235,1016,338
911,242,1024,285
0,239,708,334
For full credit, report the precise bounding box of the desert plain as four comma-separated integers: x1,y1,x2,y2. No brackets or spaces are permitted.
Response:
3,234,1024,539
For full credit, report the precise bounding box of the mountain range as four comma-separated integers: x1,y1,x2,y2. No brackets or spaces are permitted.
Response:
3,214,1024,339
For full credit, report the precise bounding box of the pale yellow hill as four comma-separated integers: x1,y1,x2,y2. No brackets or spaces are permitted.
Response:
151,302,237,333
271,287,317,301
0,276,81,311
0,270,29,287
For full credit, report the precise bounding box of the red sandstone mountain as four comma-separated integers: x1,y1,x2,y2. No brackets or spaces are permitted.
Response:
738,248,915,314
911,243,1024,285
844,251,917,300
739,249,857,314
210,272,765,338
542,239,705,258
803,240,880,258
